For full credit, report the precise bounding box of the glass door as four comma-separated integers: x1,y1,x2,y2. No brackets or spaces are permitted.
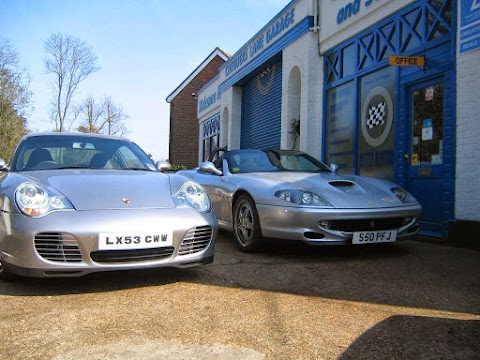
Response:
407,80,445,238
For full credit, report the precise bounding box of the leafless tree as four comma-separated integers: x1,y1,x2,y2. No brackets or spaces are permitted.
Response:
76,95,129,136
102,96,129,136
43,33,100,132
75,94,105,133
0,37,30,161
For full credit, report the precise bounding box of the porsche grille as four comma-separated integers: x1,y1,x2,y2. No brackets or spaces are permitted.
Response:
178,226,213,255
34,232,82,263
90,247,175,263
34,226,213,264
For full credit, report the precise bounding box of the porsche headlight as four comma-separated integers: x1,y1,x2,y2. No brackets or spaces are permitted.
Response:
15,183,74,217
275,189,332,207
173,181,211,213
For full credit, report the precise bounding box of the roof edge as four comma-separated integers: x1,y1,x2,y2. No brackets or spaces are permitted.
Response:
166,47,230,103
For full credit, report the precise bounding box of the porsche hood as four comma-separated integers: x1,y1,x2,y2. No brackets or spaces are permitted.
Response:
29,171,175,210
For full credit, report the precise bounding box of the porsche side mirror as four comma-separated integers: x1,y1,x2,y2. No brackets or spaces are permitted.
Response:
156,160,172,172
330,163,339,173
199,161,222,176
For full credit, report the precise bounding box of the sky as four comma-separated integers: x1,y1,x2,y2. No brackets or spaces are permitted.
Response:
1,0,291,161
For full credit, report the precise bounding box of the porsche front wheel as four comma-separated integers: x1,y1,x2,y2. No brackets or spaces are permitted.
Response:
233,194,263,253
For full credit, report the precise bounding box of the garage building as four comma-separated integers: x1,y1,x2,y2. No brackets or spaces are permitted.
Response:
169,0,480,244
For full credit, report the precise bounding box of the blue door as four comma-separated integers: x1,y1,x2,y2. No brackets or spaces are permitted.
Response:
406,78,450,238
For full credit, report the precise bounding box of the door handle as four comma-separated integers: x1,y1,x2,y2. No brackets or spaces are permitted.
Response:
404,154,410,160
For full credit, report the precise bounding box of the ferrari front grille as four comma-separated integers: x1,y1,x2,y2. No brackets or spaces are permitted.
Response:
90,247,175,263
34,232,82,263
326,218,407,232
178,226,213,255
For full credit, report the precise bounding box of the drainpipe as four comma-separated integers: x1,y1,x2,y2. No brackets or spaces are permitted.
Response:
310,0,320,32
309,0,321,56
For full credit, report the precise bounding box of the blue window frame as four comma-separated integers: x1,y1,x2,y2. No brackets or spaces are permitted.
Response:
323,0,454,179
201,113,221,161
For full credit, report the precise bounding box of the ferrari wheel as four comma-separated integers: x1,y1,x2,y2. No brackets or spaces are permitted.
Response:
233,194,263,253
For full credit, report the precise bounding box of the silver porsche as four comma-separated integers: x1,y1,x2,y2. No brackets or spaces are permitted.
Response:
0,132,217,279
177,148,421,252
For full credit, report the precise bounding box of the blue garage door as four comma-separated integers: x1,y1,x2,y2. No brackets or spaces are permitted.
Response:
241,61,282,149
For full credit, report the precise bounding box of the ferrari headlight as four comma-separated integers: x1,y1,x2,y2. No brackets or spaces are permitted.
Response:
15,183,74,217
275,189,332,207
391,186,408,202
173,181,211,213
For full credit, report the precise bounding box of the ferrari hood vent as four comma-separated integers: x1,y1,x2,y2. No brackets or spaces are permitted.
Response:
329,180,364,195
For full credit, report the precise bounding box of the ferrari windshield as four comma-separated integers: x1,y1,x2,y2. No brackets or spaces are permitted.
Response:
10,134,158,172
225,149,332,174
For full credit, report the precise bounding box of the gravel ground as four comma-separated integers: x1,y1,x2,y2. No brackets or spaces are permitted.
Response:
1,234,479,360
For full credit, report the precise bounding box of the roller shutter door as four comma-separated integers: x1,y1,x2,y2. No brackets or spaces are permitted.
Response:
241,61,282,149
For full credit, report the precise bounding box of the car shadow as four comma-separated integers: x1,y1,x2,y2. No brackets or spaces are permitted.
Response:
1,232,479,316
338,315,480,360
194,232,480,315
0,266,197,296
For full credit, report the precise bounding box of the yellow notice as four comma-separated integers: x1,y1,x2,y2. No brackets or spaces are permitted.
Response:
411,153,419,166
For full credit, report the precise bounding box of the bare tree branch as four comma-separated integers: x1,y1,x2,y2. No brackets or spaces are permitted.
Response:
76,95,129,136
43,33,100,132
101,96,129,136
75,94,105,133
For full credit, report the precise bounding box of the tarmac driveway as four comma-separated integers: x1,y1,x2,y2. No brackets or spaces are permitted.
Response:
1,232,479,360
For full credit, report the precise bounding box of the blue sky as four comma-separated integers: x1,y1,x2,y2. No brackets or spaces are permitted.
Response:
1,0,290,160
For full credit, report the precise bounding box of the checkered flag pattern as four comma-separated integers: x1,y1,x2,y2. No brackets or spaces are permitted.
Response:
367,101,386,129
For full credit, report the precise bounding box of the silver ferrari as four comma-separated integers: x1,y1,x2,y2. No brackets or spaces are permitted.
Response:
178,148,421,252
0,132,217,279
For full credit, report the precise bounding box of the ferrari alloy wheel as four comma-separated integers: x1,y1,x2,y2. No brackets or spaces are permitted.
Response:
233,194,262,253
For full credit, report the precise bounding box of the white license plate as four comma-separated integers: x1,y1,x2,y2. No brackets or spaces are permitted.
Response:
352,230,397,244
98,231,173,250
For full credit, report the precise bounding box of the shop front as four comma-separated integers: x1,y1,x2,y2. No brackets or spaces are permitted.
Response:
192,0,479,242
322,0,455,238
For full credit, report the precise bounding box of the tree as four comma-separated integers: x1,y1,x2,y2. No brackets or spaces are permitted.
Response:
76,95,129,136
102,96,129,136
0,37,30,161
43,33,100,132
75,94,104,133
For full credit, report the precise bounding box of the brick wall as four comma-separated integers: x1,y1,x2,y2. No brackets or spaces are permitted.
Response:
169,56,225,169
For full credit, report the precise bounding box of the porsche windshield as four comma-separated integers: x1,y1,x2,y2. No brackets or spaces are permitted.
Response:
11,134,157,172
